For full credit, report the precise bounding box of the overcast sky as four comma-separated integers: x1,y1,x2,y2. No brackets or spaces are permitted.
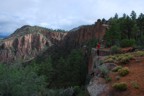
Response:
0,0,144,35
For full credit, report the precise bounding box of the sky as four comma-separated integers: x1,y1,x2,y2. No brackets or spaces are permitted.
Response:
0,0,144,35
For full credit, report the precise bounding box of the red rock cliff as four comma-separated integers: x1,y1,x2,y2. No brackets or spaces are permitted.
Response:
0,21,108,64
0,26,67,63
63,21,108,49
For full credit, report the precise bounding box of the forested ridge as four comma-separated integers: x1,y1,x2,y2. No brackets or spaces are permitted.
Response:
104,11,144,48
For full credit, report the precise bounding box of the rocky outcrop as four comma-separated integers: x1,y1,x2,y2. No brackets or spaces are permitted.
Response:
0,21,108,64
63,21,107,48
0,26,67,63
87,77,112,96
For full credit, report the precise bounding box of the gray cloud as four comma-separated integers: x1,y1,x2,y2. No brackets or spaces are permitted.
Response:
0,0,144,35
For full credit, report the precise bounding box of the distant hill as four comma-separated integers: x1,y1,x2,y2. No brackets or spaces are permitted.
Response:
0,35,8,39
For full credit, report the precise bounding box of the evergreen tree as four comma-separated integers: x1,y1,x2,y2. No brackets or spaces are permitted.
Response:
130,10,137,20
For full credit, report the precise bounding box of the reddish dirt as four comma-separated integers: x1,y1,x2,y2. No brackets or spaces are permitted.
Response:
109,57,144,96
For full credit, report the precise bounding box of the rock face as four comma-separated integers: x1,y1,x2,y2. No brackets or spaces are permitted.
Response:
63,21,107,49
87,77,112,96
0,25,67,63
0,21,108,63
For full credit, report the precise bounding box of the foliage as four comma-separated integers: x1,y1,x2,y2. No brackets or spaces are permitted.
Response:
105,77,112,82
85,39,98,48
110,45,121,54
104,11,144,47
112,66,122,72
134,51,144,57
131,81,139,89
118,67,129,76
118,54,133,64
0,64,46,96
104,18,121,47
104,56,115,63
112,82,127,91
104,53,133,64
98,65,109,77
120,39,135,48
34,48,87,87
35,56,54,85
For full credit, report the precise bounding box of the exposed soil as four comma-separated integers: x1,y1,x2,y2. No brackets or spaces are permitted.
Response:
109,56,144,96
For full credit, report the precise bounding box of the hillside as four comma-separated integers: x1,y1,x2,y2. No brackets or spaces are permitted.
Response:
0,25,67,63
0,20,107,64
87,49,144,96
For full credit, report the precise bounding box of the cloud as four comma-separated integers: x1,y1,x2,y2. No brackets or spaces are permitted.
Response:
0,0,144,35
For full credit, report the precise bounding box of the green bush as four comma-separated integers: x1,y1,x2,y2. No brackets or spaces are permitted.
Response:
104,57,115,63
118,54,133,64
118,67,129,76
112,66,122,72
104,53,133,64
105,77,112,82
120,39,135,48
104,56,116,63
98,65,109,77
134,51,144,57
112,82,127,91
131,81,139,89
73,86,81,94
110,45,121,54
119,56,130,64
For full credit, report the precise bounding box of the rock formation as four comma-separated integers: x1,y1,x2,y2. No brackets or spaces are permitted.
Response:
0,21,108,64
0,25,67,63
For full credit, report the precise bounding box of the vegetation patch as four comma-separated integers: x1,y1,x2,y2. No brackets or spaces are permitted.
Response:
133,51,144,57
112,82,127,91
131,81,139,89
104,53,133,64
118,67,129,76
105,77,112,82
112,66,122,72
120,39,135,48
98,65,109,78
110,45,121,54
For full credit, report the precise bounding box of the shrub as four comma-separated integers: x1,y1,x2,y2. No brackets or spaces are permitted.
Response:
118,67,129,76
105,77,112,82
104,56,115,63
134,51,144,57
73,86,81,94
118,54,133,64
98,65,109,77
119,56,130,64
110,45,121,54
104,53,133,64
112,82,127,91
112,66,122,72
131,81,139,89
120,39,135,48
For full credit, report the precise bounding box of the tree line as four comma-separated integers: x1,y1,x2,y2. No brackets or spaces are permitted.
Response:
104,11,144,48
